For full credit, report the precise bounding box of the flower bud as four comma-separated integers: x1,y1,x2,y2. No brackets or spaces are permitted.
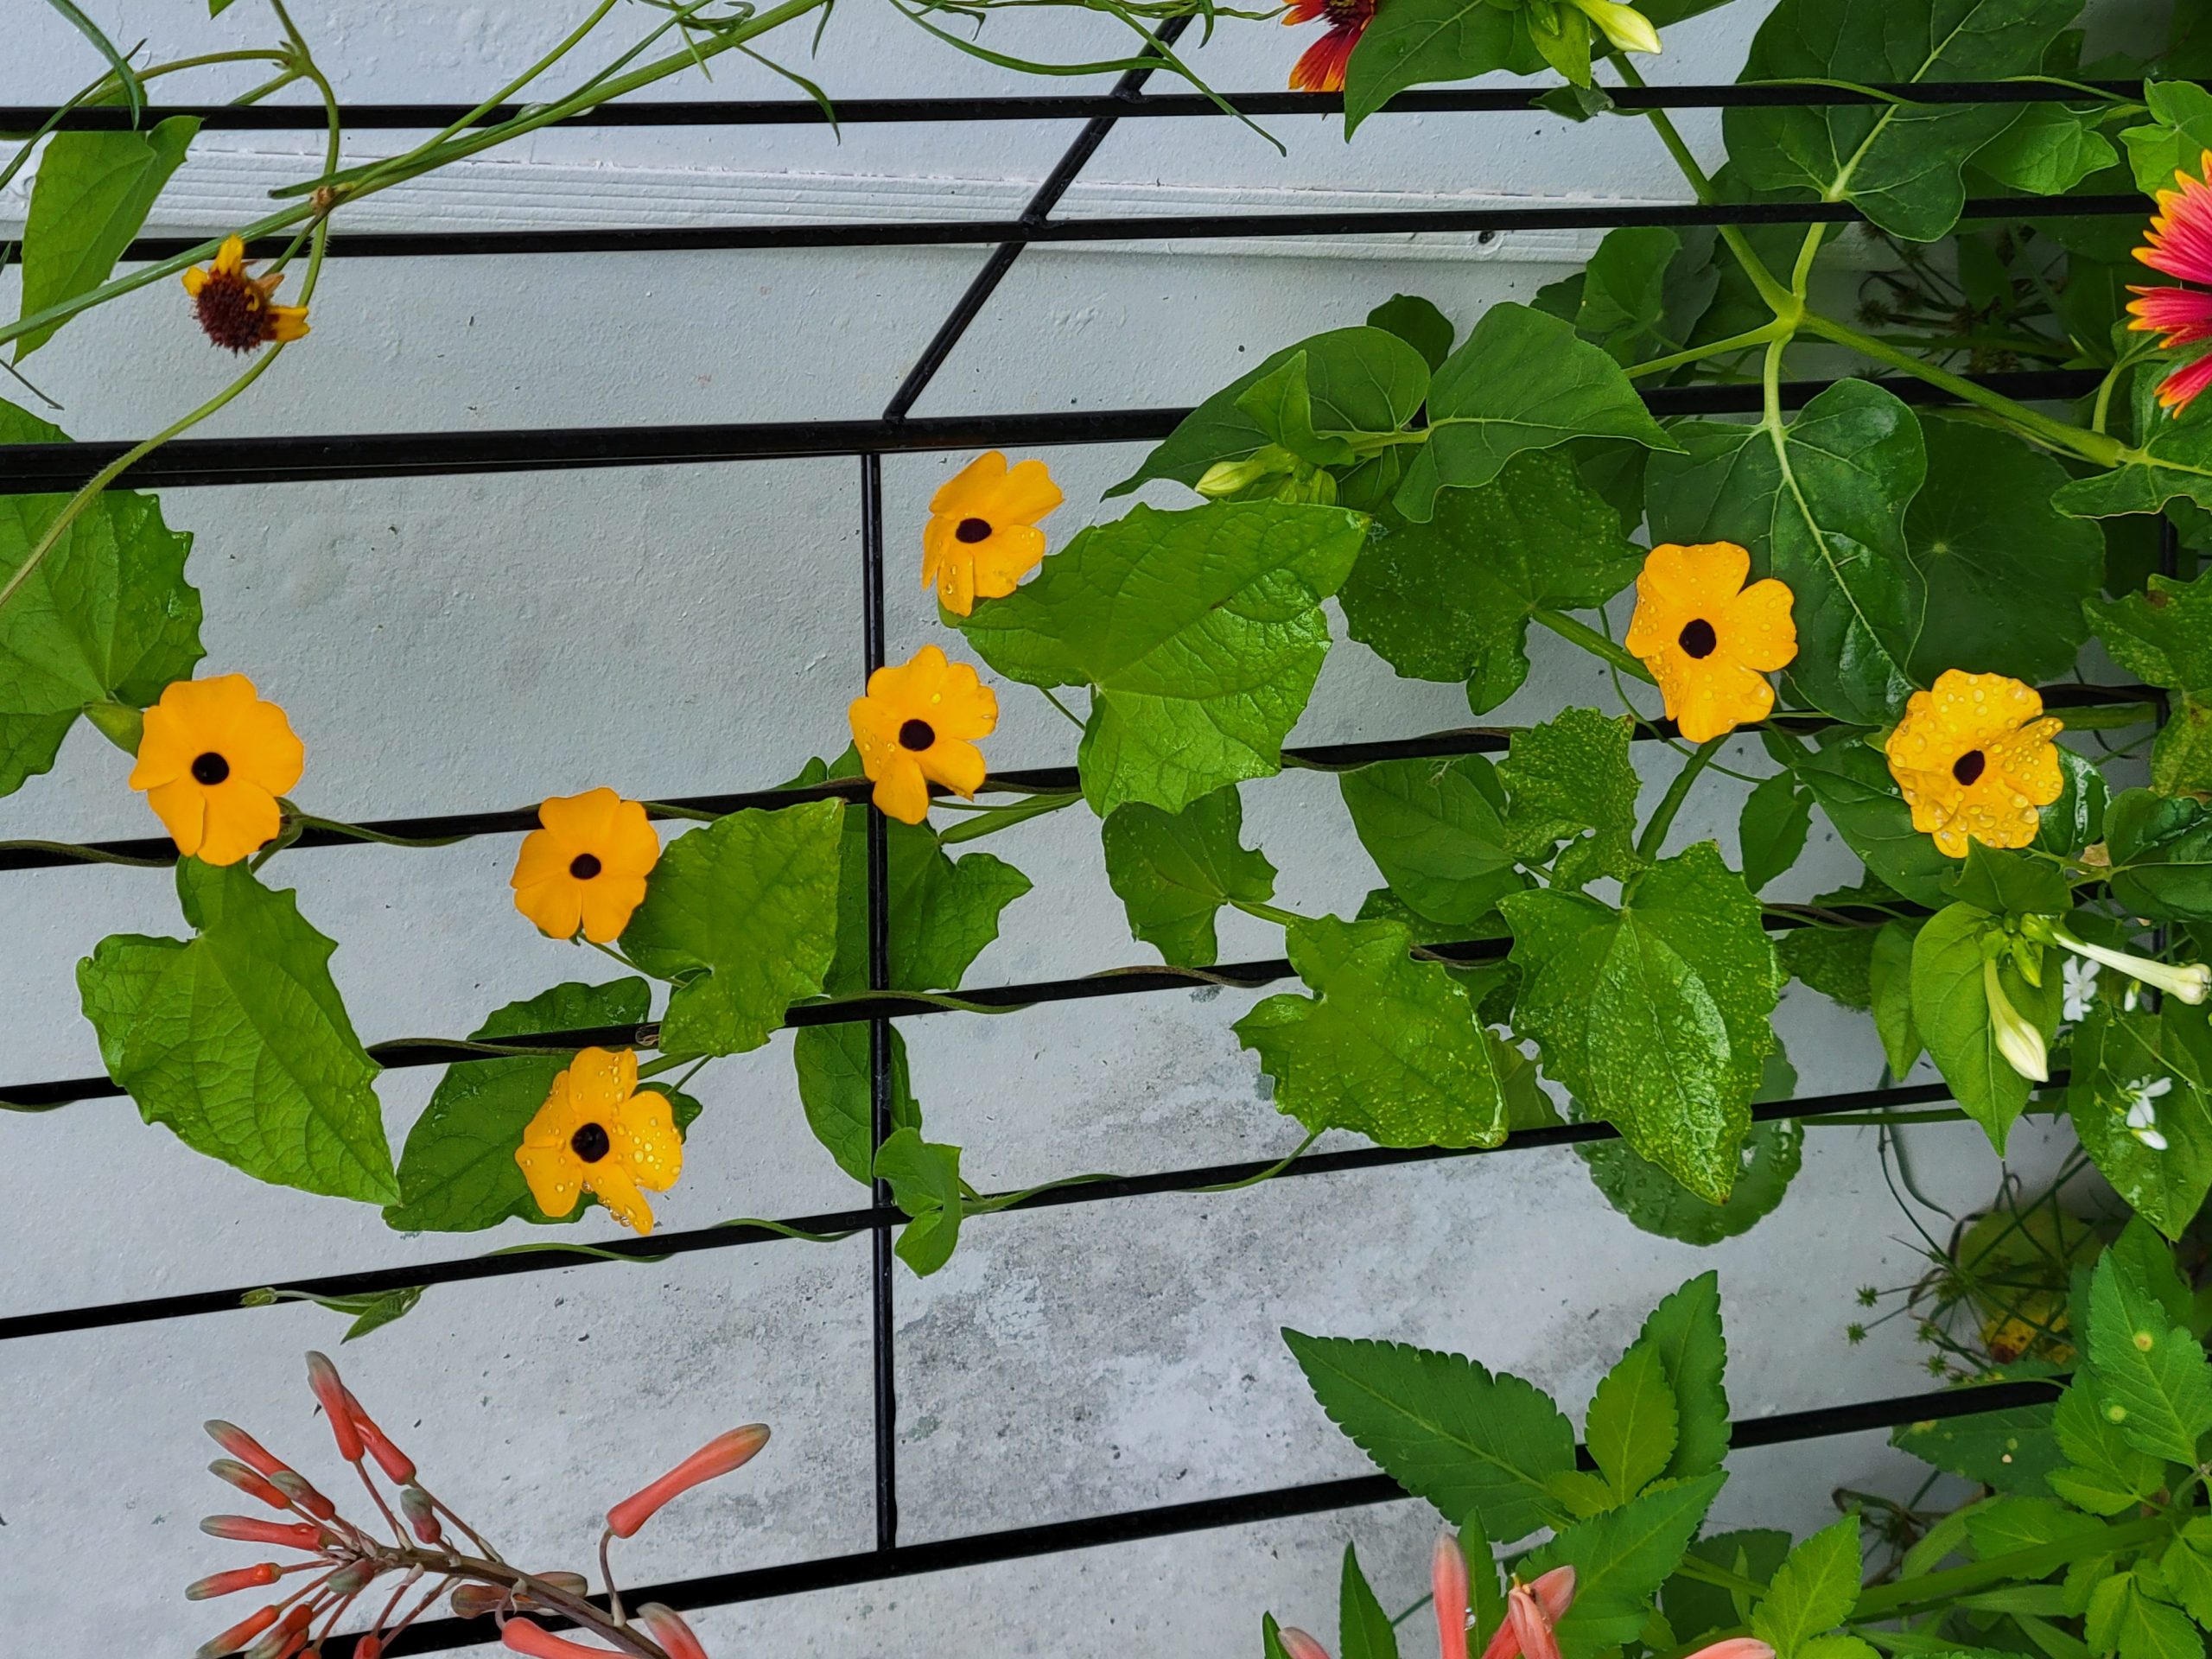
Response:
196,1605,278,1659
1567,0,1662,54
1983,957,2050,1082
638,1604,712,1659
500,1618,614,1659
303,1354,364,1463
207,1422,296,1483
268,1471,337,1522
1434,1532,1471,1659
344,1389,416,1484
2025,920,2212,1006
356,1638,382,1659
325,1561,378,1597
1196,454,1279,498
187,1563,283,1601
607,1425,770,1539
1683,1643,1777,1659
1279,1629,1334,1659
200,1515,325,1550
210,1459,291,1512
401,1485,443,1546
449,1584,511,1619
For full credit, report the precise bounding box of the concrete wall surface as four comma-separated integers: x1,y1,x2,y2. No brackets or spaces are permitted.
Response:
0,1,2129,1653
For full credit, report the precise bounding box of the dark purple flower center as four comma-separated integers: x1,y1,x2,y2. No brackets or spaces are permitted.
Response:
1952,749,1986,786
955,518,992,543
899,720,936,752
570,853,603,880
191,752,231,785
1677,619,1718,659
570,1122,611,1163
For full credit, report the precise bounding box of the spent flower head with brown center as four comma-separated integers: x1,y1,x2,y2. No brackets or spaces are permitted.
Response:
182,235,310,353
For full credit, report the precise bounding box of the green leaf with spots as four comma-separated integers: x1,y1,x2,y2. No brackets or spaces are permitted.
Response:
1340,449,1643,708
1282,1327,1577,1541
1236,915,1515,1149
1499,708,1643,890
1504,842,1782,1203
2068,1005,2212,1242
1102,785,1276,968
874,1128,966,1275
2107,790,2212,922
1394,305,1679,523
1893,1388,2062,1496
1910,901,2060,1154
1340,753,1524,928
2087,571,2212,799
1521,1473,1729,1658
0,397,201,798
1725,0,2081,240
621,799,845,1055
15,118,199,359
1579,1047,1802,1245
1752,1517,1862,1659
1777,926,1874,1010
1906,424,2103,684
2050,1374,2169,1515
1647,379,1926,726
792,1021,923,1186
957,500,1369,816
385,979,700,1231
2087,1249,2212,1465
79,861,396,1205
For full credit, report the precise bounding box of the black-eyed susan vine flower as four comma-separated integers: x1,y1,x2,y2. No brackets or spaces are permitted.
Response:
181,235,309,353
128,673,305,866
1884,670,2065,859
923,451,1061,617
849,644,997,824
511,788,661,944
2128,149,2212,415
1623,542,1796,743
515,1047,683,1236
1284,0,1374,92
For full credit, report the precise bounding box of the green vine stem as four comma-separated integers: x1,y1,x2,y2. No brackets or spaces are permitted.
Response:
1636,735,1726,861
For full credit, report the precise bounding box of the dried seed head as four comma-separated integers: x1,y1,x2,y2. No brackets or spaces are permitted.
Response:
303,1354,364,1462
606,1424,771,1539
186,1563,283,1601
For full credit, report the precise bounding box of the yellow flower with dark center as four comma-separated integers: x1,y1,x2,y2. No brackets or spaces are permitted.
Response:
1623,542,1797,742
128,674,305,866
849,645,997,824
1885,671,2066,858
511,788,662,944
515,1047,683,1236
922,451,1062,617
181,235,309,353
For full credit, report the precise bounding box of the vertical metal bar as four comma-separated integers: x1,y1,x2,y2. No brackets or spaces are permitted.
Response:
861,450,899,1552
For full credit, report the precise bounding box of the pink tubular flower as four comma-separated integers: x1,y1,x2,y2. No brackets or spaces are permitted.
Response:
1478,1567,1577,1659
2129,149,2212,412
1434,1533,1472,1659
200,1516,325,1550
1683,1643,1775,1659
304,1353,365,1463
638,1604,713,1659
501,1618,618,1658
1280,1629,1333,1659
606,1424,771,1539
186,1563,282,1601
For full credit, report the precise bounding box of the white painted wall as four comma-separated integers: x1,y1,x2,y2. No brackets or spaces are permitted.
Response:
0,2,2106,1654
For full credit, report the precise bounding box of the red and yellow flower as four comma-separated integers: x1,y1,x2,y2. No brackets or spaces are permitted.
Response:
849,644,997,824
924,452,1061,617
1884,671,2065,859
181,235,309,353
1285,0,1374,92
515,1047,683,1236
2128,149,2212,413
1624,542,1797,742
129,674,305,865
511,788,662,944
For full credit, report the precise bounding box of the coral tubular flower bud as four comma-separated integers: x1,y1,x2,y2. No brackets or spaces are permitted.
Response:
1685,1643,1777,1659
1480,1567,1578,1659
1279,1629,1334,1659
200,1516,325,1549
196,1605,279,1658
210,1459,291,1511
1434,1532,1471,1659
345,1389,416,1484
638,1605,712,1659
400,1485,443,1545
207,1422,296,1483
1507,1583,1566,1659
357,1640,382,1659
304,1354,364,1462
187,1563,283,1601
243,1604,315,1659
501,1618,618,1658
269,1470,337,1522
607,1425,771,1539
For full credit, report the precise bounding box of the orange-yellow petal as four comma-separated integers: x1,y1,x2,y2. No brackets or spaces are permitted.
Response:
514,875,587,940
145,776,208,856
585,1164,655,1236
870,760,933,825
517,1141,584,1220
613,1089,684,1193
1719,578,1798,673
917,736,988,800
538,787,624,847
577,874,649,944
194,784,284,867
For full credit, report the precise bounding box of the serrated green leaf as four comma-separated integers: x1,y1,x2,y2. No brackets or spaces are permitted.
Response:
2158,1518,2212,1628
1521,1472,1728,1658
1340,753,1523,927
1892,1391,2062,1497
957,500,1367,815
621,799,844,1055
1341,449,1642,707
792,1021,922,1186
2068,1006,2212,1242
1907,424,2103,685
1504,842,1782,1203
1342,1542,1402,1659
1579,1049,1802,1246
1910,901,2059,1153
79,861,396,1204
874,1128,964,1275
1236,915,1514,1149
2087,1573,2202,1659
2087,1249,2212,1465
2050,1374,2170,1514
385,978,700,1231
1393,305,1679,522
1965,1495,2107,1557
1102,785,1275,967
1666,1529,1792,1645
1753,1516,1862,1659
1635,1271,1732,1481
1725,0,2079,240
0,397,201,798
2087,571,2212,799
16,118,199,359
1647,380,1926,726
1282,1328,1576,1541
1499,708,1643,890
1587,1342,1681,1504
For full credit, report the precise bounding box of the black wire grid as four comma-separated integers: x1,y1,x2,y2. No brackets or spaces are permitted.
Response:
0,47,2172,1653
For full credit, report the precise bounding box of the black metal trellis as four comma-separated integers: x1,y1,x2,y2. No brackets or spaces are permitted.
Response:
0,60,2158,1653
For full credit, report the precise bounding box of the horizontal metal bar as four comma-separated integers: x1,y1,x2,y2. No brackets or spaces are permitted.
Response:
0,1078,1962,1341
335,1370,2061,1656
0,369,2107,491
0,683,2148,874
0,79,2178,131
10,192,2144,269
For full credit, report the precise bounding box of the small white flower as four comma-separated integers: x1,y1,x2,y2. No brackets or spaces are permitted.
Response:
2125,982,2143,1013
2063,957,2101,1021
2125,1076,2175,1150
